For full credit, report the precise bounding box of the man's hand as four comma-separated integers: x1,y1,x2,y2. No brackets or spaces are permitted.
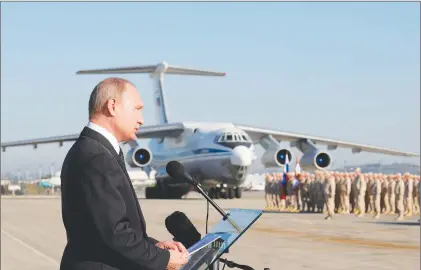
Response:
156,241,189,255
166,249,189,270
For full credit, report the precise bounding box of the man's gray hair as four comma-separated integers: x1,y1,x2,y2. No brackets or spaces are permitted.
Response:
88,77,135,119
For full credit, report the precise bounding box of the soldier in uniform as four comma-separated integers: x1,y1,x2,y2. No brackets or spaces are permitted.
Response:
413,175,420,215
271,173,280,211
300,173,310,212
373,173,382,219
338,172,345,213
307,172,315,212
315,171,325,213
309,173,316,212
350,172,358,214
264,173,273,210
366,173,374,214
395,173,405,220
308,174,316,213
279,173,285,209
343,172,352,214
334,172,342,213
381,174,391,214
388,175,396,215
287,172,297,212
293,173,302,212
404,173,414,217
324,171,336,220
285,173,293,212
355,168,366,217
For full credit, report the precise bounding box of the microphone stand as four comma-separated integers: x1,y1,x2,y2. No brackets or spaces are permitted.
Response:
189,177,242,233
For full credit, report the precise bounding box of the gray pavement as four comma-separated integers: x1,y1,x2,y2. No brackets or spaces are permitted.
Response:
1,192,420,270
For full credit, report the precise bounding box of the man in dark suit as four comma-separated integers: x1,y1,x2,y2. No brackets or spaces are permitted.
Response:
60,77,189,270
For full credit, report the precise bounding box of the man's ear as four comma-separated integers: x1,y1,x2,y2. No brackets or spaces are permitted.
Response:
106,98,117,116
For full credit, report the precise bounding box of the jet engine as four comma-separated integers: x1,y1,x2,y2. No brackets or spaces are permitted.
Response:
261,148,292,168
126,147,153,168
299,151,331,171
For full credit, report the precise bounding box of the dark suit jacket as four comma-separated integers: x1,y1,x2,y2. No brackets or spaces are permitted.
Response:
59,127,170,270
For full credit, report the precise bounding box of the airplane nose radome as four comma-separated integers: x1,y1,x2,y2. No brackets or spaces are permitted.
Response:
230,146,253,166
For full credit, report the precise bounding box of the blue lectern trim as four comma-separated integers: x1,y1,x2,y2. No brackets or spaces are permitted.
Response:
208,208,263,264
179,208,263,270
188,234,221,255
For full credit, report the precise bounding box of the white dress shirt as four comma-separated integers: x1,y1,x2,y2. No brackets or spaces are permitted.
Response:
86,122,120,154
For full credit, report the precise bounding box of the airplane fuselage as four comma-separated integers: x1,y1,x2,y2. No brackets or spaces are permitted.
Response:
141,122,256,198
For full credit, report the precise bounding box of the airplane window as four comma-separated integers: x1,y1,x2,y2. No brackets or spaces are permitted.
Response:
214,132,252,149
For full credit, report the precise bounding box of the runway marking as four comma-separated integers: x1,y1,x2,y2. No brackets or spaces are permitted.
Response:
1,228,60,266
193,219,420,251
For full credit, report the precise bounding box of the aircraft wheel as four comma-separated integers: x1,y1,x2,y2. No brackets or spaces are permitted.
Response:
235,187,242,198
214,189,220,199
219,189,227,199
167,186,184,199
145,187,152,199
157,182,169,199
145,186,160,199
227,188,234,199
208,188,215,199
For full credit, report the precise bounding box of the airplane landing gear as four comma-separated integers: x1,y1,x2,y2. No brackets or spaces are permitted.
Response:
207,186,242,199
145,184,186,199
234,187,242,199
145,186,160,199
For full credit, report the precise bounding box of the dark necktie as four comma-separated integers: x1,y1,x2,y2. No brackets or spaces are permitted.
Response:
118,148,127,170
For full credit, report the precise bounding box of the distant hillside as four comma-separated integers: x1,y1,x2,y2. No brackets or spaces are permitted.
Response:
252,162,420,175
336,162,420,174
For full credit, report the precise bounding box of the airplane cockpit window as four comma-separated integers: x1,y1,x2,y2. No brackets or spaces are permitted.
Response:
214,131,252,149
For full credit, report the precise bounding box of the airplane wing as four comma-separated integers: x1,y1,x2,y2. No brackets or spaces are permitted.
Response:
235,124,419,157
1,134,80,150
1,123,186,152
134,123,185,139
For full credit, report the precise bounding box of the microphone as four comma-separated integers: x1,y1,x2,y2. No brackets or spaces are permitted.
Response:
166,161,242,233
165,211,201,249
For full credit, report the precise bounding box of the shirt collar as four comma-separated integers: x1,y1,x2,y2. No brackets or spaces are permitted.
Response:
86,122,120,154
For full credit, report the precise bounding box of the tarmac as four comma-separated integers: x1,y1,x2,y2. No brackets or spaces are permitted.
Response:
1,191,420,270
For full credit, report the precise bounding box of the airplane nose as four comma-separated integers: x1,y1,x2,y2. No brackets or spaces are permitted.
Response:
230,146,253,166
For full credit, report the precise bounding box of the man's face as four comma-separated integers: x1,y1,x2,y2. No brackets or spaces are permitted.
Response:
114,84,144,141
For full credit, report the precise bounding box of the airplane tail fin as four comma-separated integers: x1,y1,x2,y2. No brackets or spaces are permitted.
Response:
77,62,225,125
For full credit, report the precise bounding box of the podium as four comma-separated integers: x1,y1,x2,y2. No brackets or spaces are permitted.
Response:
180,208,263,270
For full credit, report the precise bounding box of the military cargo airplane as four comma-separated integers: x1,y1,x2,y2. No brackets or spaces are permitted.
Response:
1,61,418,200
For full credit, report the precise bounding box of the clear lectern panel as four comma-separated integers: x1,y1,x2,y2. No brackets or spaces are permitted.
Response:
179,247,219,270
180,208,263,270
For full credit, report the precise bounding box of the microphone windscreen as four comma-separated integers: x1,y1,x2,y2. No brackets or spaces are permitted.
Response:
165,211,201,249
166,161,184,179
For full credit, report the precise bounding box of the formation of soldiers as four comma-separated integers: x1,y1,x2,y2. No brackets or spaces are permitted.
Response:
264,168,420,220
